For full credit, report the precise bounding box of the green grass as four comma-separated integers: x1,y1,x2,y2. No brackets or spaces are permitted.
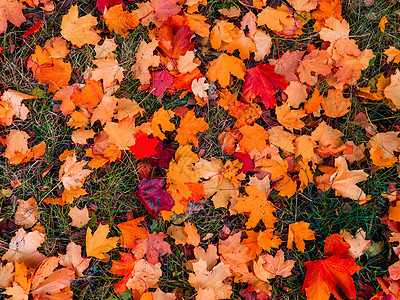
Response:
1,0,400,299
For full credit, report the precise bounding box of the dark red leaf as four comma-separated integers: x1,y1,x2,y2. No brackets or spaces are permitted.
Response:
150,69,174,98
137,178,174,219
233,152,253,173
241,64,288,109
96,0,124,13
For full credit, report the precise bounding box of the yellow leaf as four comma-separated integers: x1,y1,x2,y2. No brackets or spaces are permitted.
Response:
86,224,119,259
287,221,315,252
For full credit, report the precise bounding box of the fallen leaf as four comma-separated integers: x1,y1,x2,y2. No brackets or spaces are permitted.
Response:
341,229,371,259
59,154,92,190
206,53,246,88
60,241,91,276
241,63,288,109
86,224,119,259
261,249,296,278
302,255,363,300
134,232,171,264
0,0,26,34
61,5,101,47
175,109,209,147
69,206,90,228
287,221,315,252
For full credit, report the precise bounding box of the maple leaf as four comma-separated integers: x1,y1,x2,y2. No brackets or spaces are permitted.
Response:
151,107,175,140
96,0,124,13
59,154,92,190
233,186,277,229
4,129,33,165
226,28,256,60
257,7,294,32
323,234,352,259
117,217,149,249
0,262,14,289
134,232,171,264
2,228,46,268
69,206,90,228
241,64,288,109
150,69,174,98
257,229,283,252
0,90,34,126
109,252,136,294
238,123,269,153
131,40,160,85
157,15,195,59
61,5,101,47
275,103,306,131
60,241,91,277
0,0,26,34
71,79,104,111
128,131,159,159
219,232,256,274
137,178,174,219
126,259,162,293
185,12,210,37
150,0,182,22
384,70,400,108
287,221,316,252
86,224,119,259
175,109,209,147
302,255,363,300
206,53,246,88
188,260,232,299
168,222,201,246
91,58,125,91
209,20,235,50
296,49,331,85
269,50,305,82
340,229,371,259
328,156,369,203
15,197,38,228
259,249,296,279
103,5,139,38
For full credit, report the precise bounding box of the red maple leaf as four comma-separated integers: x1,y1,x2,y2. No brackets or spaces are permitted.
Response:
96,0,124,13
324,233,352,259
157,15,195,59
137,178,174,219
302,255,363,300
109,252,136,294
241,64,288,109
150,0,182,22
150,69,174,98
128,131,159,159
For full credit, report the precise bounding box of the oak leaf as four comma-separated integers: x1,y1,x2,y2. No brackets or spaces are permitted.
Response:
287,221,315,252
206,53,246,88
233,186,277,229
86,224,119,259
61,5,101,47
241,64,288,109
302,256,363,300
